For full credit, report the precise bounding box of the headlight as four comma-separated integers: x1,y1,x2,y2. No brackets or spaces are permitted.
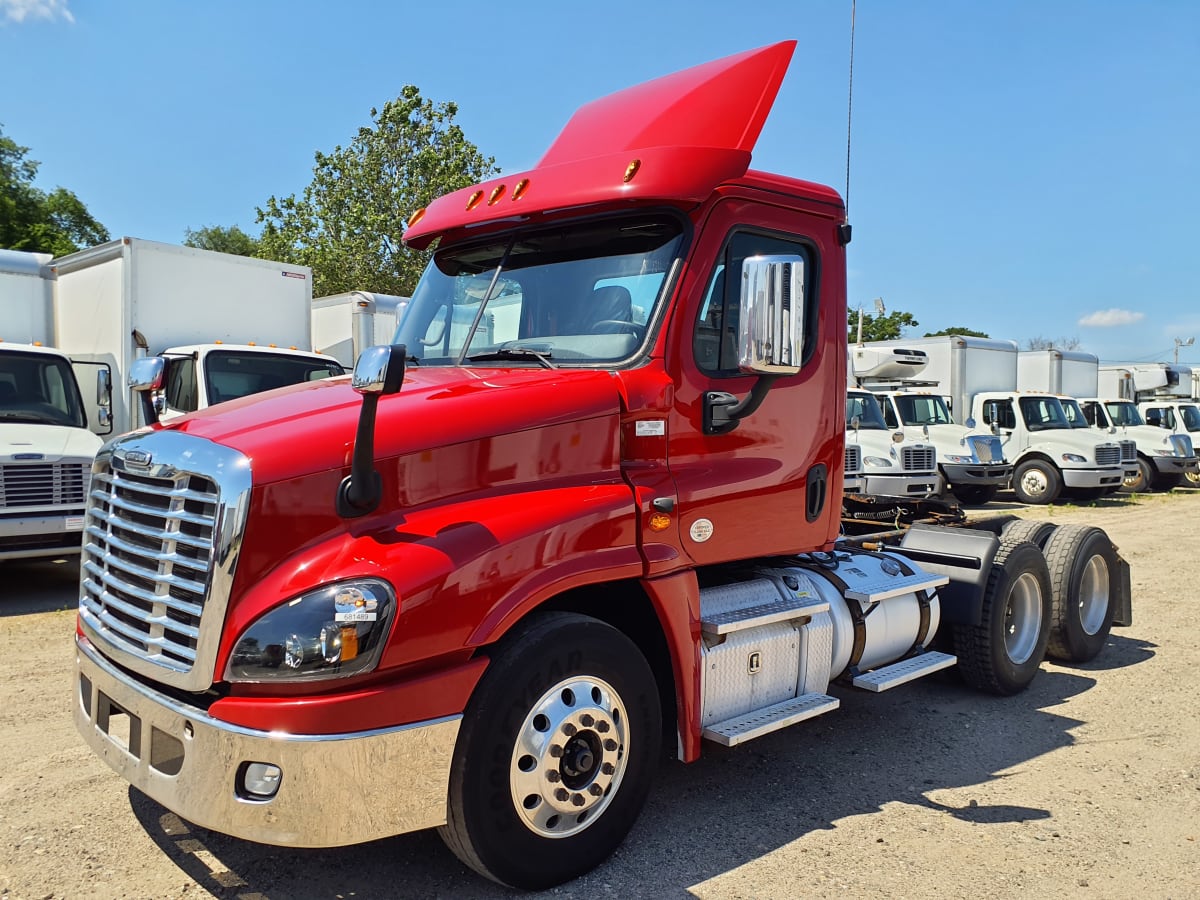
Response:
1060,453,1087,463
944,455,974,464
864,456,893,468
1153,449,1174,456
226,580,395,682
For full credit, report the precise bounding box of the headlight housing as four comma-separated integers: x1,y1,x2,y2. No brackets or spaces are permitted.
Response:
864,456,893,468
1060,453,1087,463
944,454,974,464
226,580,395,682
1153,449,1174,456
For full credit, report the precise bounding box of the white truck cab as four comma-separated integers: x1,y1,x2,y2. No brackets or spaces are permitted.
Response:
845,389,940,498
1078,397,1197,491
1138,401,1200,486
974,391,1124,504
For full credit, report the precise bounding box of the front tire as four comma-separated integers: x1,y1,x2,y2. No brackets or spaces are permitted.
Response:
1120,457,1155,493
1186,467,1200,487
439,612,661,890
1043,525,1117,662
953,540,1052,695
1012,459,1062,505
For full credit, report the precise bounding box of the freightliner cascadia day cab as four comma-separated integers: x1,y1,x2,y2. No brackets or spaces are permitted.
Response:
0,249,107,561
73,44,1132,889
52,238,345,433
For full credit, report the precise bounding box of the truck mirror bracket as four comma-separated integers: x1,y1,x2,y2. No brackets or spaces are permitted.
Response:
336,345,408,518
704,375,780,435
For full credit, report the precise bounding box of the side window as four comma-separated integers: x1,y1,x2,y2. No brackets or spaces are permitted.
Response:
983,399,1014,429
693,231,813,375
1082,402,1100,427
880,397,899,428
164,356,198,413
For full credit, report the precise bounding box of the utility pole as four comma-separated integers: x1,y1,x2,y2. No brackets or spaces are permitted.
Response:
1174,336,1195,364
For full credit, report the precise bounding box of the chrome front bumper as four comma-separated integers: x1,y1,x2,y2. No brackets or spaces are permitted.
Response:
860,473,941,498
75,636,459,847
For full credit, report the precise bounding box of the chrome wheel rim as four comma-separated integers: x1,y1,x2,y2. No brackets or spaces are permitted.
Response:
1078,553,1110,635
1020,468,1050,499
1005,571,1043,664
510,675,628,839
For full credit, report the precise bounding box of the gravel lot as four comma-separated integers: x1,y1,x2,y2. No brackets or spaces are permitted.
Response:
2,490,1198,899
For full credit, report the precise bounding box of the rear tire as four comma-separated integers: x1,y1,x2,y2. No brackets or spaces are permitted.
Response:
1012,460,1062,505
1042,525,1117,662
1000,518,1056,549
951,484,999,506
439,612,661,890
953,540,1052,695
1120,457,1154,493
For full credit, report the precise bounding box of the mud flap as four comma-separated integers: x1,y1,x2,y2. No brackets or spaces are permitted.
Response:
1112,552,1133,628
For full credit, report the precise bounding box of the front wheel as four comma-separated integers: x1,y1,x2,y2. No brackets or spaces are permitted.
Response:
1120,457,1155,493
439,612,661,890
953,540,1052,695
1012,460,1062,505
951,484,999,506
1186,467,1200,487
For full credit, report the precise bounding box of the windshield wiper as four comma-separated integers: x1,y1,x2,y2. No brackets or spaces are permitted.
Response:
466,347,556,369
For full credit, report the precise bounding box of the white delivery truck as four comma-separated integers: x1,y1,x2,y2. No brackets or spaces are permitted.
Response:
311,291,409,369
866,336,1123,504
1077,397,1197,491
1137,398,1200,486
0,249,107,561
851,344,1010,505
53,238,345,433
844,389,940,497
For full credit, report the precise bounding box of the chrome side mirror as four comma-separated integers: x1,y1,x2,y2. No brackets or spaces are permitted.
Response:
338,345,408,518
738,255,805,375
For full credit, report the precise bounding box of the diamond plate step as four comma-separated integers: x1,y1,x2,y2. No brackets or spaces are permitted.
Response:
843,570,948,604
701,692,840,746
701,595,830,636
851,650,957,693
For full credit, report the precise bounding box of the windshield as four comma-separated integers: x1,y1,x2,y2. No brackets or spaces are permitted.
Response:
1181,405,1200,432
1019,395,1070,431
846,392,889,430
1058,398,1091,429
393,214,684,366
0,350,86,428
894,394,954,427
202,351,345,406
1104,401,1144,427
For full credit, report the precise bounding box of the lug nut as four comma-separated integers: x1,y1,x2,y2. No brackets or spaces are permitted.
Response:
549,744,564,758
580,714,595,728
571,793,585,807
596,721,610,733
604,739,618,752
601,763,615,775
555,788,569,801
588,783,604,796
545,770,561,783
562,723,577,737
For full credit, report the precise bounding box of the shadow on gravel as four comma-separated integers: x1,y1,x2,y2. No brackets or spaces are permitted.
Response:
126,667,1101,899
0,558,79,616
1050,632,1156,673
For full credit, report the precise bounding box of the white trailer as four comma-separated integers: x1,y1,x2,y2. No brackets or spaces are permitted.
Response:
53,238,344,433
0,249,105,560
1016,349,1099,398
1098,362,1191,402
311,291,408,369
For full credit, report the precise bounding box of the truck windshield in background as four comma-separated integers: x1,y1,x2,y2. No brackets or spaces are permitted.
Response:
394,214,685,366
0,350,87,428
894,394,954,427
162,351,346,412
846,392,890,430
1059,398,1091,429
1019,395,1070,431
1103,401,1145,427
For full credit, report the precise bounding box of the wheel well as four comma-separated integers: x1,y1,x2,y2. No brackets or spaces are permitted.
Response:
1014,452,1056,470
514,580,678,751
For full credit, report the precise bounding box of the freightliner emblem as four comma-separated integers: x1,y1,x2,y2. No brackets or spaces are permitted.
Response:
121,449,153,467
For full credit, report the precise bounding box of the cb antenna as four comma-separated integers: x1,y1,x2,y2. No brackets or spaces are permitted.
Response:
845,0,857,220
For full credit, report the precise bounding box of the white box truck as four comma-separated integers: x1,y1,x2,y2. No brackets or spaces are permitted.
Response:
865,336,1123,504
53,238,345,433
851,344,1010,505
311,291,408,369
0,249,106,560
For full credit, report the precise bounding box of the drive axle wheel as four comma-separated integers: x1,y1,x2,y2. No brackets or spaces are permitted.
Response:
439,612,660,890
954,540,1051,695
1012,460,1062,505
1043,524,1117,662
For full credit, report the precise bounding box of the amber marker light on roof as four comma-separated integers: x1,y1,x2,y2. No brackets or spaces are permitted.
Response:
512,178,530,201
488,184,506,205
623,159,642,183
407,207,426,229
465,190,484,211
648,513,672,532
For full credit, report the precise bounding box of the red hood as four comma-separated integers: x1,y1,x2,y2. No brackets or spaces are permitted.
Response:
166,367,623,485
404,41,796,249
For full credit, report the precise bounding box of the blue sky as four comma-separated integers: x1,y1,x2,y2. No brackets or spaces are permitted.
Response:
2,0,1197,364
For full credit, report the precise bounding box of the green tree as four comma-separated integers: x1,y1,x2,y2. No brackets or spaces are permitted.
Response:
924,326,990,338
183,224,260,257
848,308,919,342
256,86,498,297
1,125,108,255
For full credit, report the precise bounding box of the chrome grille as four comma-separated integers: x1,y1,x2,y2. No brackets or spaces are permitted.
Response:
0,462,89,507
901,446,936,472
1095,445,1121,466
76,431,251,692
967,435,1003,464
845,444,862,474
1118,440,1136,463
1170,434,1194,458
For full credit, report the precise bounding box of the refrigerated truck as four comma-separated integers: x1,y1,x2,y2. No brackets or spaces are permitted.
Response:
311,291,409,369
0,249,105,560
53,238,343,433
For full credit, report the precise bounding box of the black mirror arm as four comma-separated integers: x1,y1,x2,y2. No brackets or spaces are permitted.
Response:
704,374,782,435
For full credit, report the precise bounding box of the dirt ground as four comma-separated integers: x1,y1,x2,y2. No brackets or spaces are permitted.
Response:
1,490,1198,899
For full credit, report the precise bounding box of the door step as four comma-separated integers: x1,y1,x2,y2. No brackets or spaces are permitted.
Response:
850,650,957,693
702,692,840,746
843,570,948,604
701,595,830,636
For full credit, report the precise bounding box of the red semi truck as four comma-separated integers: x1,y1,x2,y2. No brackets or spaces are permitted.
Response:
74,43,1129,889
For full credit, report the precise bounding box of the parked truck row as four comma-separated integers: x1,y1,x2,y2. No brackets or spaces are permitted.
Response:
71,43,1138,890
